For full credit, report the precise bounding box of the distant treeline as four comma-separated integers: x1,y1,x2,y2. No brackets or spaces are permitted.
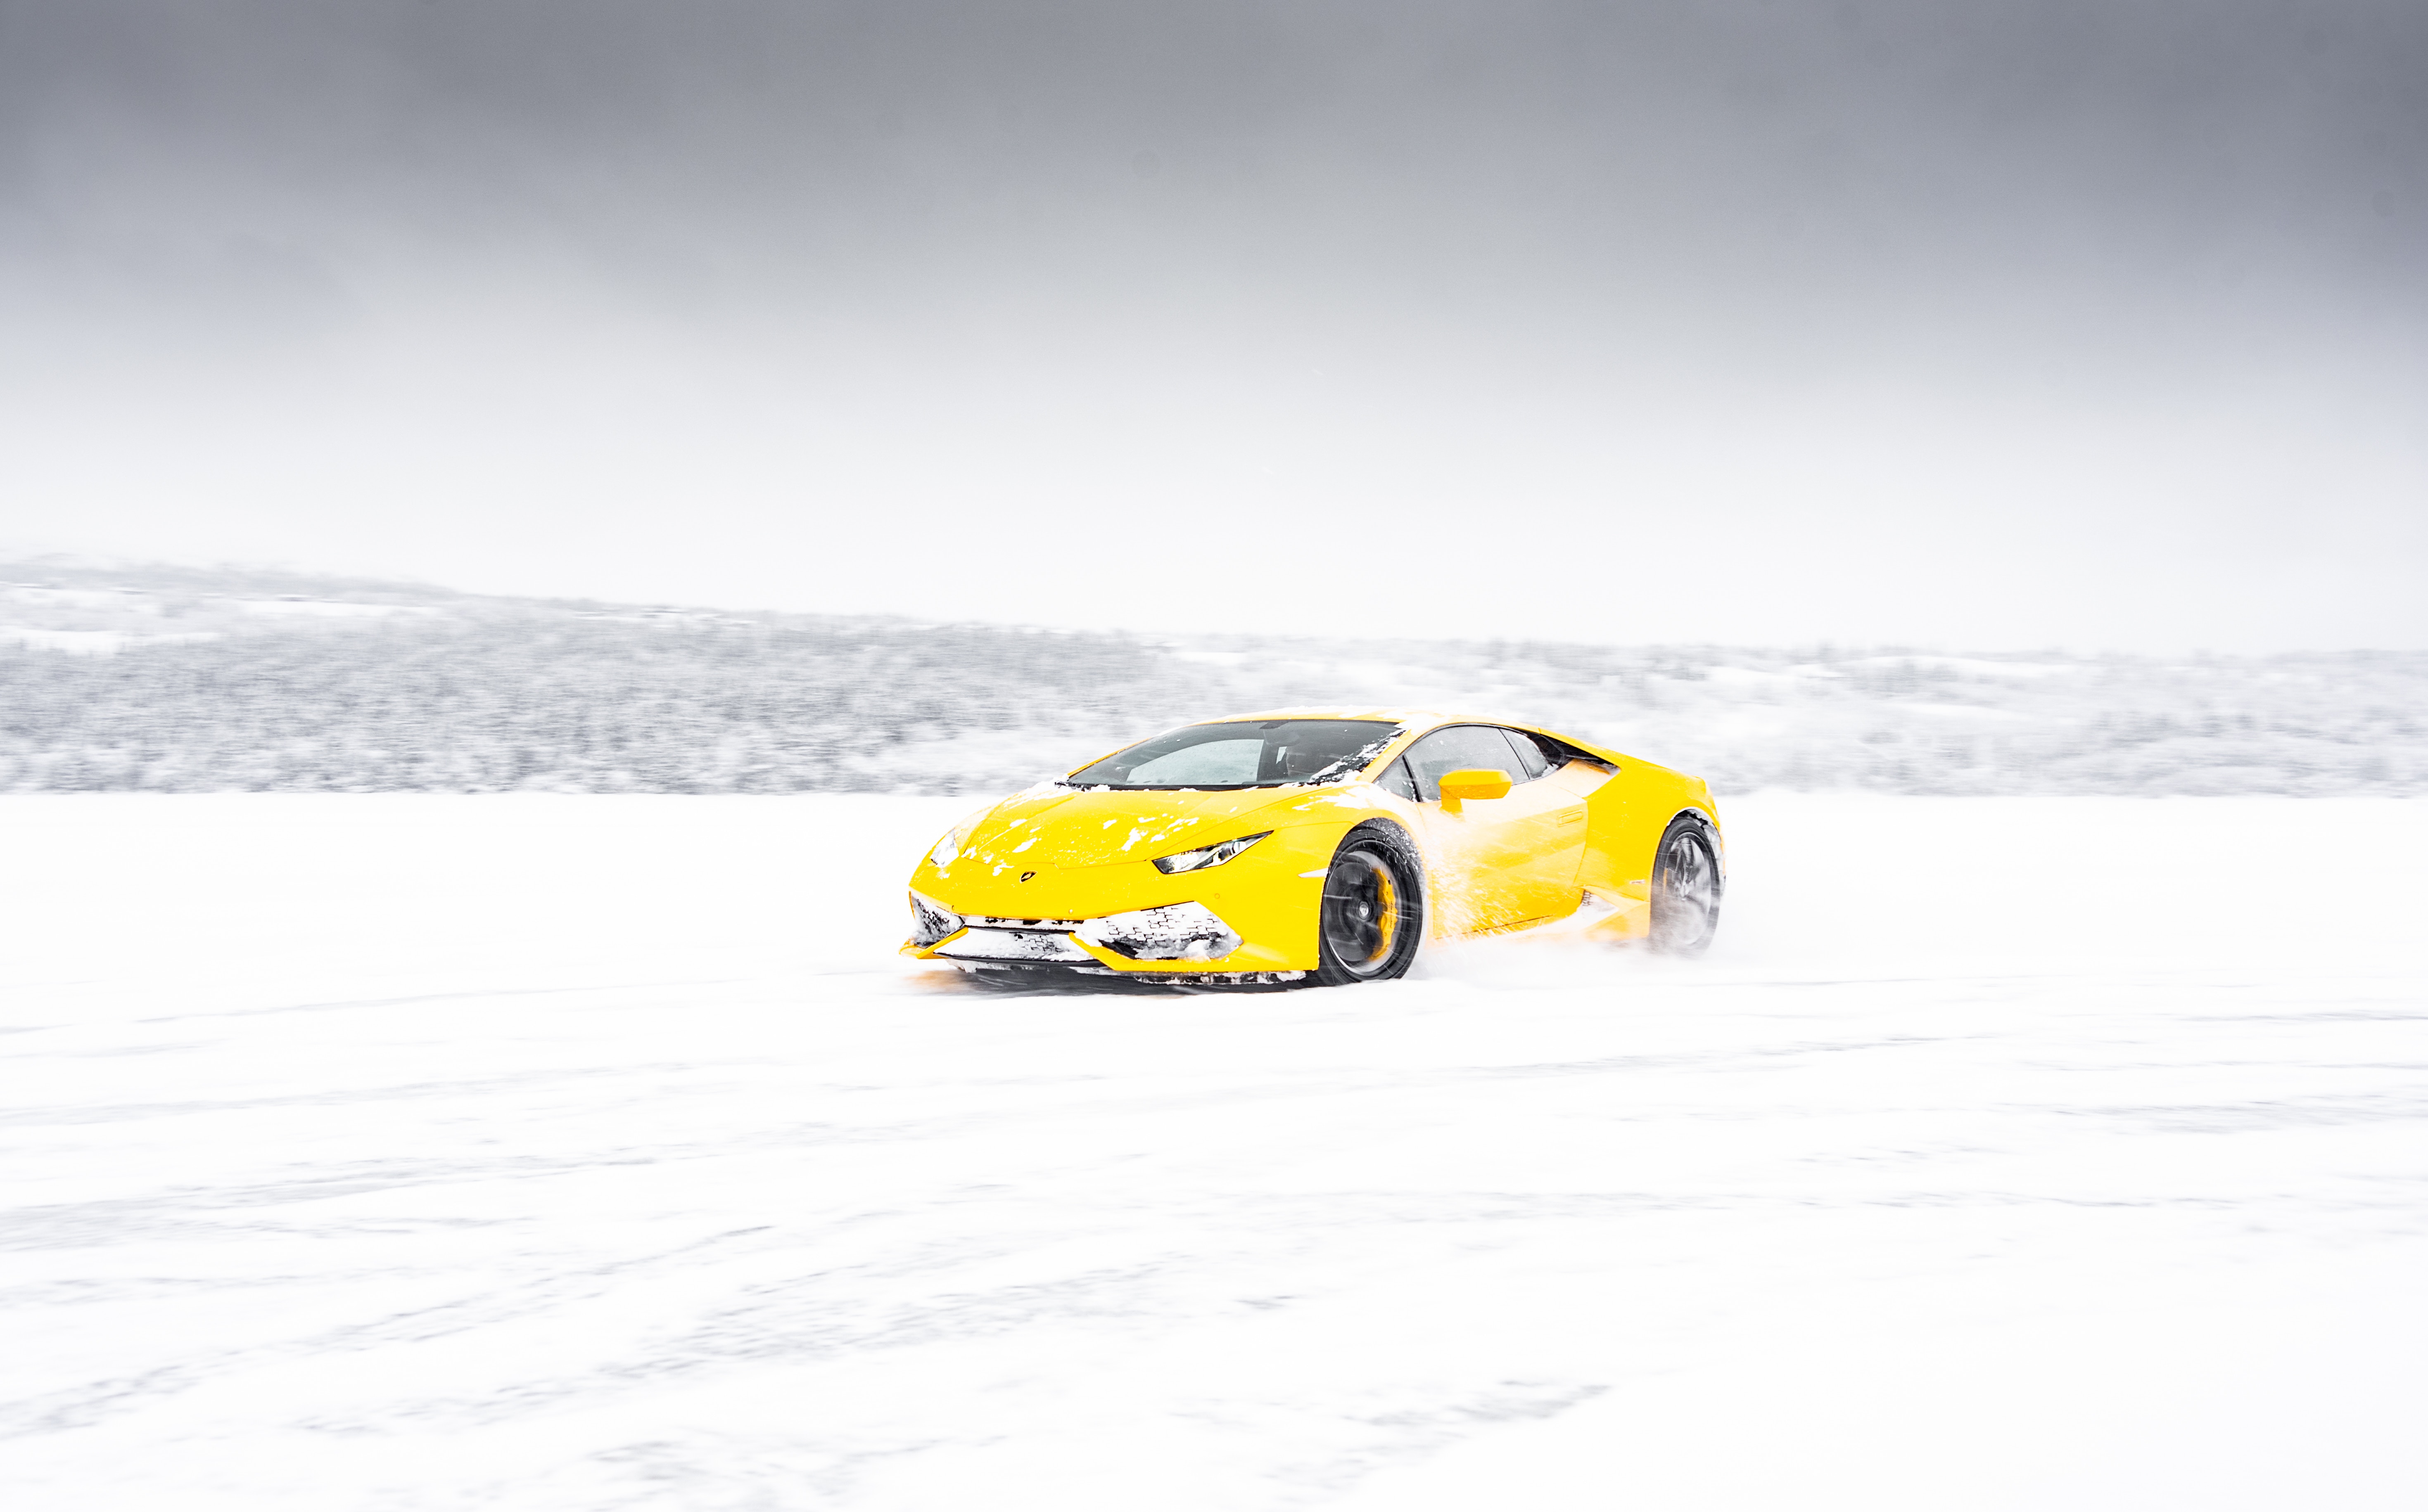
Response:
0,616,1198,794
2,563,2423,797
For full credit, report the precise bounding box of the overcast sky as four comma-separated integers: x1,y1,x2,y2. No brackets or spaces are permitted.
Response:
2,0,2421,649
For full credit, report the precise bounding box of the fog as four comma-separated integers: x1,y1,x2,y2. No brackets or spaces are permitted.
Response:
12,17,2428,1508
3,2,2423,647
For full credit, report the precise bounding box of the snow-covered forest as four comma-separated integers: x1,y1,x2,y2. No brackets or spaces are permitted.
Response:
4,560,2422,797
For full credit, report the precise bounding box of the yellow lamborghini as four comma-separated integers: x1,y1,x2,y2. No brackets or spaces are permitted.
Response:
903,711,1723,986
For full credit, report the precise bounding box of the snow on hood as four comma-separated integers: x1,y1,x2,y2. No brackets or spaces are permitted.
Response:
960,785,1308,871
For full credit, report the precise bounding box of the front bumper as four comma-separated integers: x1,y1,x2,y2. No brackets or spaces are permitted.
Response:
902,823,1343,976
913,904,1303,982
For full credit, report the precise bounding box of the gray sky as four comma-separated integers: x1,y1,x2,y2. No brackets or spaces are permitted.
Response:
3,0,2422,649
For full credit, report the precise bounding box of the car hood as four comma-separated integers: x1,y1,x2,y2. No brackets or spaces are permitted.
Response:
963,786,1308,871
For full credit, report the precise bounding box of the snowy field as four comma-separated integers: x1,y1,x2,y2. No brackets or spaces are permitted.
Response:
4,793,2425,1510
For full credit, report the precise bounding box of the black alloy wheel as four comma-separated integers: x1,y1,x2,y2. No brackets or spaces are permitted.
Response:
1648,815,1723,955
1315,822,1424,985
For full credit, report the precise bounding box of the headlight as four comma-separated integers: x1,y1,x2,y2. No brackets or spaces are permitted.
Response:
927,811,987,869
1077,901,1242,961
1151,830,1271,875
907,890,962,947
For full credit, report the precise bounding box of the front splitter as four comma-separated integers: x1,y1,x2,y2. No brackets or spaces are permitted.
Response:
939,959,1307,988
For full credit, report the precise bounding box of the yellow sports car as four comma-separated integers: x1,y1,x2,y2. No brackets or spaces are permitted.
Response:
903,710,1724,986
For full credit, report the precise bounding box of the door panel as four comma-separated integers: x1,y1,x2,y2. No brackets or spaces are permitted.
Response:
1403,725,1590,932
1488,730,1589,922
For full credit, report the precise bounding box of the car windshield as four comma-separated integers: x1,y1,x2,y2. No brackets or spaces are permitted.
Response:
1066,719,1404,790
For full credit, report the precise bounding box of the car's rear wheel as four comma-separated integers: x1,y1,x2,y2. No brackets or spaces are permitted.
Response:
1315,822,1424,985
1648,814,1723,955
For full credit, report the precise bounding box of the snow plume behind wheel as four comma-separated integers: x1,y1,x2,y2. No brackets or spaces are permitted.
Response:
1649,812,1724,955
1315,821,1424,986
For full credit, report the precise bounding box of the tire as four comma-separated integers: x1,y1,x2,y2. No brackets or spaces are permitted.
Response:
1313,822,1425,986
1648,813,1723,956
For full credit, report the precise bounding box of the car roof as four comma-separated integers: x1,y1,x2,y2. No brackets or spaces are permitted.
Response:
1210,706,1523,733
1193,708,1627,764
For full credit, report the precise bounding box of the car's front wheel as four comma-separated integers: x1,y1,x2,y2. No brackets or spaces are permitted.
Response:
1314,822,1425,985
1648,813,1723,955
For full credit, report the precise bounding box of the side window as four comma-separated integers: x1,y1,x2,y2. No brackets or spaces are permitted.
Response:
1402,725,1527,803
1497,728,1552,781
1374,757,1418,801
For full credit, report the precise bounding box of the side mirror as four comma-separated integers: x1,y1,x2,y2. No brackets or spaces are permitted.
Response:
1437,768,1512,812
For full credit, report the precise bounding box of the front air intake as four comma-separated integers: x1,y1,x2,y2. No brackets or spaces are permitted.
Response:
1076,902,1243,962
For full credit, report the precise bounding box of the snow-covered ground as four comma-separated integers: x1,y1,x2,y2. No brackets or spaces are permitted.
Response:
3,794,2423,1509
